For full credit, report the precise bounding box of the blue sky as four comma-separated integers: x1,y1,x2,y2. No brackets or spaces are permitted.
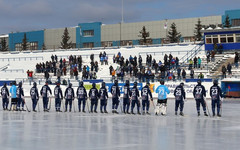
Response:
0,0,239,34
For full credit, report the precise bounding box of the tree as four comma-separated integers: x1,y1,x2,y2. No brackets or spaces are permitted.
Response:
194,19,202,41
22,33,28,51
168,22,181,43
61,27,72,49
139,26,150,45
224,15,231,28
0,38,8,51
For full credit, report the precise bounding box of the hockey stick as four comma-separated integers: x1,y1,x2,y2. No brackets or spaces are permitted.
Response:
73,98,76,113
86,98,90,113
220,97,223,116
37,99,40,112
48,97,51,111
119,98,123,113
23,98,31,112
61,98,65,112
151,99,155,110
204,97,211,117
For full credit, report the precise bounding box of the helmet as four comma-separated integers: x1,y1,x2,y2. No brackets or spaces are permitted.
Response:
102,82,105,87
92,83,96,88
213,79,218,85
114,80,118,85
33,82,37,87
197,79,202,85
125,80,130,86
68,83,72,87
3,83,7,87
18,82,22,87
45,80,49,84
134,81,137,87
180,82,184,87
160,79,164,85
79,81,84,86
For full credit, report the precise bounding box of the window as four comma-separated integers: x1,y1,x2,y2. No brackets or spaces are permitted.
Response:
220,35,227,43
227,34,234,43
30,42,38,50
15,43,22,51
205,35,218,44
83,30,94,37
236,34,240,43
232,19,240,27
83,42,94,48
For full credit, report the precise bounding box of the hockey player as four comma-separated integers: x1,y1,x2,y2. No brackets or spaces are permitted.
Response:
174,82,186,116
89,83,99,113
141,82,153,115
30,82,39,112
76,81,87,112
10,81,17,111
40,81,52,112
155,80,170,115
1,83,9,110
64,83,75,112
54,82,63,112
99,82,108,113
123,80,131,114
210,80,223,117
111,80,120,114
16,82,25,111
131,82,140,115
193,80,208,116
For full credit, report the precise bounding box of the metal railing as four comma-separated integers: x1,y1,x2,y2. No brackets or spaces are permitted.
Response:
0,56,44,62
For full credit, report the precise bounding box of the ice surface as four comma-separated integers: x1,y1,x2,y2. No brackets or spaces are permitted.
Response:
0,99,240,150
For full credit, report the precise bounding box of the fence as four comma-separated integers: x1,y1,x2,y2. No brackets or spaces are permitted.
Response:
0,56,44,62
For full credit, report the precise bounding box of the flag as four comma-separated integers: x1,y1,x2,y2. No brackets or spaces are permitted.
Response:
164,21,167,29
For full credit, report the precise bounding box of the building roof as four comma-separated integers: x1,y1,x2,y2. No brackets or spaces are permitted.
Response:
0,34,9,38
202,27,240,33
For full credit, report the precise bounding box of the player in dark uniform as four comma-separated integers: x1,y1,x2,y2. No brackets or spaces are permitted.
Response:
64,83,75,112
30,82,39,112
111,80,120,114
141,82,153,115
99,82,108,113
89,83,99,113
76,81,87,112
40,81,52,112
54,82,63,112
131,82,140,115
123,80,131,114
193,80,208,116
210,80,223,117
174,82,186,116
1,83,9,110
16,82,25,111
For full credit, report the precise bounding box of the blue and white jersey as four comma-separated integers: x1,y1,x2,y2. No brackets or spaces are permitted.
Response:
1,86,9,99
54,86,63,99
155,85,170,100
30,87,39,100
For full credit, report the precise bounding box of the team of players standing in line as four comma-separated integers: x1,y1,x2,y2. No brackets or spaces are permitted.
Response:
1,79,223,117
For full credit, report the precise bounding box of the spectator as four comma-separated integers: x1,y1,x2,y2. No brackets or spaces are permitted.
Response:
182,69,186,80
194,57,197,68
198,72,204,79
189,59,193,70
222,65,227,79
190,68,194,79
206,51,210,63
211,50,215,62
197,57,201,68
227,63,232,75
218,44,223,54
177,67,181,80
234,52,239,68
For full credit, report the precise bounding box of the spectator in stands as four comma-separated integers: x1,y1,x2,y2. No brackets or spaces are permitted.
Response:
198,72,204,79
57,69,61,83
111,69,116,82
194,57,197,68
218,44,223,54
188,59,193,70
211,50,215,62
104,55,108,65
222,65,227,79
197,57,201,68
27,70,33,82
190,68,194,79
206,51,210,63
227,63,232,75
175,57,179,69
44,70,49,81
182,69,186,80
51,54,54,62
90,54,94,63
234,52,239,69
177,67,181,80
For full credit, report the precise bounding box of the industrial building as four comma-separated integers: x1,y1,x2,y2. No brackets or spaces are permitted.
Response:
0,9,240,51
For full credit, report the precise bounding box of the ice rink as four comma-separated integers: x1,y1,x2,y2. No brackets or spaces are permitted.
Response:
0,99,240,150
